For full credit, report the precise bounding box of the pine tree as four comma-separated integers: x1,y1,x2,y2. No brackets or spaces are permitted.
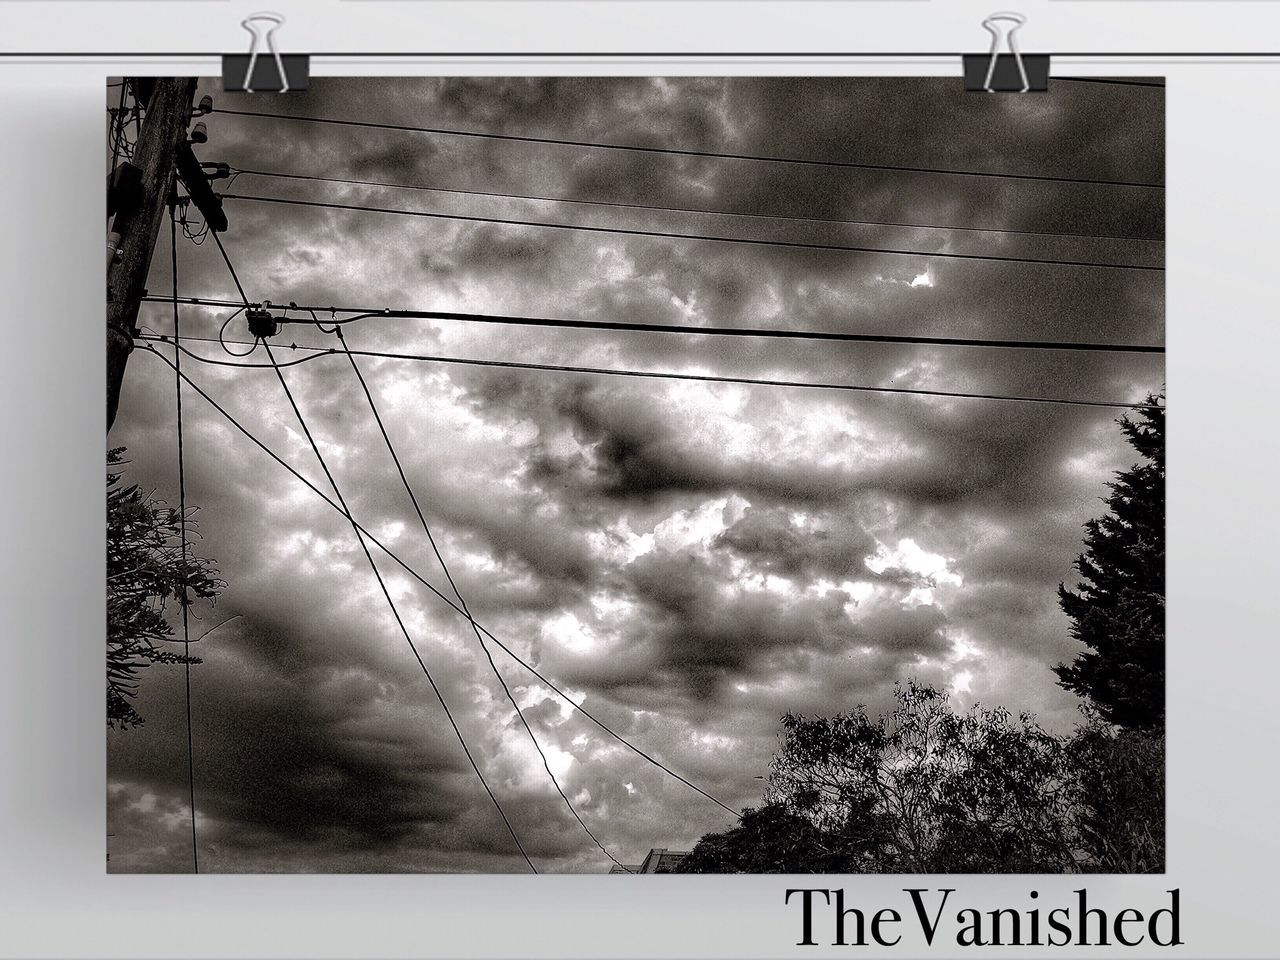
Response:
1055,397,1165,730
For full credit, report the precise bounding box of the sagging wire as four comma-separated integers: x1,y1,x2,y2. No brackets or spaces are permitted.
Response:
205,226,541,872
262,336,539,874
217,306,258,358
327,321,635,873
302,305,341,335
136,343,743,821
178,201,212,246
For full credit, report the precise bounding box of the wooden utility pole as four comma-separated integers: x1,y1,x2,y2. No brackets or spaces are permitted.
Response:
106,78,198,432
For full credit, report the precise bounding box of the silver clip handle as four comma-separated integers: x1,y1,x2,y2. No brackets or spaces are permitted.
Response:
981,12,1029,94
241,13,289,94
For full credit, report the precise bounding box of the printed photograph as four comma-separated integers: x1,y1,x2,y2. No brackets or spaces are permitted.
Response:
105,76,1165,873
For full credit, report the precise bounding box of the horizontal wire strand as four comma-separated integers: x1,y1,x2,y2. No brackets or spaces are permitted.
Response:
229,166,1164,244
212,107,1166,189
138,334,1161,411
141,296,1167,354
220,192,1165,272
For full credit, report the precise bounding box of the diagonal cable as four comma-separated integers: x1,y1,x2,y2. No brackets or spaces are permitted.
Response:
262,337,538,873
210,232,250,305
210,232,539,870
138,345,741,819
330,323,631,872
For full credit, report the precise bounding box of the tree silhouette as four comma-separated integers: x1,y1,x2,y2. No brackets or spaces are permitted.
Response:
1055,398,1165,730
675,803,853,874
107,448,224,729
676,683,1164,874
675,401,1168,874
680,682,1079,874
1068,714,1165,872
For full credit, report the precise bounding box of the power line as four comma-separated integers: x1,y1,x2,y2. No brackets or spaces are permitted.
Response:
331,324,631,871
138,344,741,819
208,236,540,871
230,166,1165,244
138,334,1161,412
220,192,1164,273
143,295,1167,355
1055,77,1166,89
169,208,199,875
264,337,539,873
212,107,1166,189
210,231,250,305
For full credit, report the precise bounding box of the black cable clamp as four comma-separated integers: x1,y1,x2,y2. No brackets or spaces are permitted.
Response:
246,304,280,339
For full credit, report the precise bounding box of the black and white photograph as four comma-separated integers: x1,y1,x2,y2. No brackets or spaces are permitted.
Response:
105,76,1165,875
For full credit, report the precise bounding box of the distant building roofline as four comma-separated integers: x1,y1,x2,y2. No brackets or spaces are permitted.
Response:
608,847,691,874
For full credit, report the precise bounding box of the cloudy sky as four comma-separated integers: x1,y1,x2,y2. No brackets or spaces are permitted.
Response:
107,77,1164,873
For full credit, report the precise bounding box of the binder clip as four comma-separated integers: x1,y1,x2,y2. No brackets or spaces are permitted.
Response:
963,12,1049,93
222,13,309,93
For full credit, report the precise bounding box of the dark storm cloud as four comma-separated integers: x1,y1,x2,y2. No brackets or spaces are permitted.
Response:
531,378,886,505
109,77,1163,873
608,547,857,688
713,504,877,581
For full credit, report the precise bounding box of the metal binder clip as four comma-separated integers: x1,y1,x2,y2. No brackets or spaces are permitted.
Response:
962,12,1050,93
222,12,310,93
241,13,287,94
981,13,1028,92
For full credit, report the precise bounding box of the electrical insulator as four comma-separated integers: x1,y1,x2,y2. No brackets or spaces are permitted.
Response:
200,162,232,181
106,231,123,269
190,122,208,144
246,307,280,340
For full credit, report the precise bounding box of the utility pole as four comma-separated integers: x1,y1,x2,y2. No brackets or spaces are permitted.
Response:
106,78,198,432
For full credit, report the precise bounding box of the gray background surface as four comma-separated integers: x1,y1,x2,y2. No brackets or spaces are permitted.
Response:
0,1,1278,954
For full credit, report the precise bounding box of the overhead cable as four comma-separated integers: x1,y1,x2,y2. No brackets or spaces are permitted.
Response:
208,236,541,870
137,345,742,819
332,324,632,871
141,295,1167,354
220,192,1165,272
168,208,200,875
229,166,1164,244
139,334,1162,412
212,107,1166,189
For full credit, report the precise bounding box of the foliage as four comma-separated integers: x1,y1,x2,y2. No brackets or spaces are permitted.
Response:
678,686,1165,875
767,682,1078,873
674,803,853,874
107,448,223,729
1068,715,1165,872
678,406,1166,875
1055,397,1165,730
